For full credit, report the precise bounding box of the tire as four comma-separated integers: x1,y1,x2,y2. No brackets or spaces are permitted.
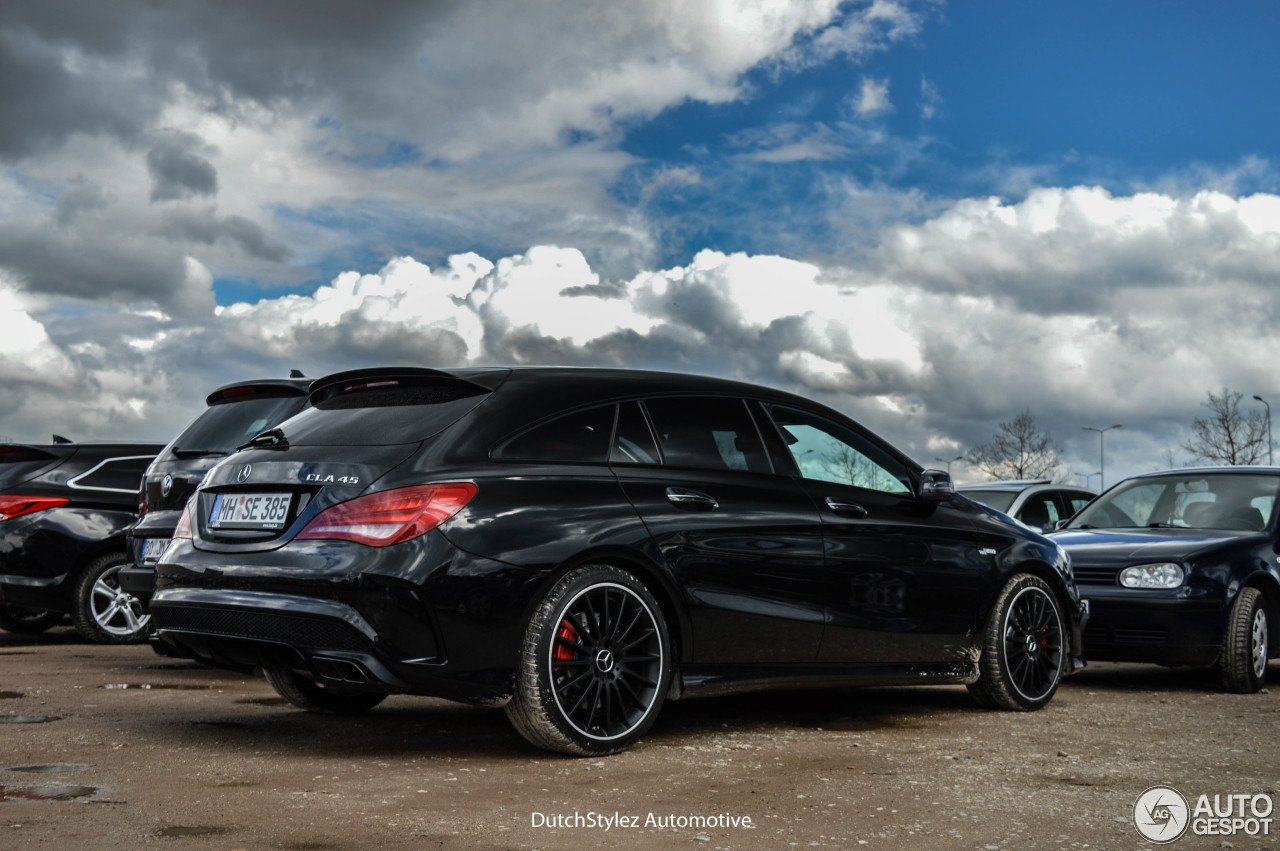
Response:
1219,587,1269,693
0,605,62,634
967,573,1066,711
263,668,388,714
505,564,671,755
72,553,151,644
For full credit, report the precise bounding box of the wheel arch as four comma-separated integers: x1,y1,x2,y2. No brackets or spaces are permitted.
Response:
996,559,1076,633
1239,570,1280,657
521,546,692,692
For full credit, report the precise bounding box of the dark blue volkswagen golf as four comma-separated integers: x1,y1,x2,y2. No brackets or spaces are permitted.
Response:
1053,467,1280,692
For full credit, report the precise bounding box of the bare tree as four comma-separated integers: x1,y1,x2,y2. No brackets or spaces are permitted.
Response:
969,409,1062,481
1181,387,1268,465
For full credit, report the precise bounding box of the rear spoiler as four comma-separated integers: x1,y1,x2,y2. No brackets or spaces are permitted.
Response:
307,367,497,407
205,379,311,406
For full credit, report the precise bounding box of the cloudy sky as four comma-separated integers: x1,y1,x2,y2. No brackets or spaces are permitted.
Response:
3,0,1279,488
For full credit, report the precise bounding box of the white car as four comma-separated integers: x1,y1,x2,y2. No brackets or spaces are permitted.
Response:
957,480,1095,532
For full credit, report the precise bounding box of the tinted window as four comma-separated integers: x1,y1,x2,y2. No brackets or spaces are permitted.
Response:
1016,493,1060,531
174,396,307,455
765,404,911,494
0,445,64,487
284,379,490,446
643,397,769,473
611,401,659,465
499,405,616,464
68,455,154,494
1064,491,1093,514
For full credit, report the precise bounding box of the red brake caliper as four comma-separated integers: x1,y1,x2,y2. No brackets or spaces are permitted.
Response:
553,618,579,670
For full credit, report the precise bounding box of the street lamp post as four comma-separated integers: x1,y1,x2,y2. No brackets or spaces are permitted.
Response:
1075,471,1101,490
934,454,963,475
1253,395,1272,466
1082,424,1122,490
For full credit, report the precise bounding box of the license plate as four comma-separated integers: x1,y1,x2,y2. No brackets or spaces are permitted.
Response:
209,493,292,530
141,538,169,563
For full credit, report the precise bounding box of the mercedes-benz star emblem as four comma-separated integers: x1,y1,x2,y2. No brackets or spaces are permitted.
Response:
160,474,173,497
237,464,252,483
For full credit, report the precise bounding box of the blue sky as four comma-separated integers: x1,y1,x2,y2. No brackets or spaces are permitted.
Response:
2,0,1280,486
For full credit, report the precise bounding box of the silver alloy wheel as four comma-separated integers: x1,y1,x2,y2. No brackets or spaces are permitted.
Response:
1251,608,1268,680
89,564,150,637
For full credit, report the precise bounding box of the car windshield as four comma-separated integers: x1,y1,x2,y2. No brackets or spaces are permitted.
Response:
1067,473,1280,532
961,490,1017,513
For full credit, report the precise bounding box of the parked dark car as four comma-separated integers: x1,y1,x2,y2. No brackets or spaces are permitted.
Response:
120,374,311,608
150,367,1086,754
958,480,1095,533
1053,467,1280,692
1,439,163,642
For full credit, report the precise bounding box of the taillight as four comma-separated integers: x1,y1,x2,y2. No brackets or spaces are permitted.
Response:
0,495,69,522
173,502,193,539
296,483,477,547
138,478,148,518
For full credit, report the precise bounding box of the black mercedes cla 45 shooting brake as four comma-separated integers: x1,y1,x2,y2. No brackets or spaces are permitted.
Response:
150,367,1086,755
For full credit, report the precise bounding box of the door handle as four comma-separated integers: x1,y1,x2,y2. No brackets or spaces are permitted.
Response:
825,497,868,518
666,487,719,510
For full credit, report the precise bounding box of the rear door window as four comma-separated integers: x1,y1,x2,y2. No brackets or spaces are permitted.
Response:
498,405,616,464
610,401,659,465
642,397,770,473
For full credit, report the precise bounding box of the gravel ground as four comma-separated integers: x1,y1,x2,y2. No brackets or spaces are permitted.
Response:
1,625,1277,850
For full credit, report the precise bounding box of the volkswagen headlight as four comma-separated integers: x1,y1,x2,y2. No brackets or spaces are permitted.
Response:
1119,563,1184,589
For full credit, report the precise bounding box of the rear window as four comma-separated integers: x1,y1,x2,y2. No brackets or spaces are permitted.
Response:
0,445,65,487
282,379,490,446
171,396,307,456
498,405,616,464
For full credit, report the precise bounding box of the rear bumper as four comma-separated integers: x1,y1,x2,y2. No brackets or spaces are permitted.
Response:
0,571,71,613
1079,586,1225,666
150,533,544,705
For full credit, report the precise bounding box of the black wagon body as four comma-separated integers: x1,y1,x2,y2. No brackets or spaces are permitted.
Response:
150,366,1085,753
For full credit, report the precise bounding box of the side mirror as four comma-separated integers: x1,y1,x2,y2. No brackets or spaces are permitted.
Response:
1053,519,1070,531
920,468,954,503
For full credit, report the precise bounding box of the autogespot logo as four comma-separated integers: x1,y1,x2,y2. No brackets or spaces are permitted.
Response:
1134,786,1190,843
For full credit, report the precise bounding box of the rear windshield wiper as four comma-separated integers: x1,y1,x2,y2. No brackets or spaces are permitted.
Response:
239,427,290,451
171,448,229,458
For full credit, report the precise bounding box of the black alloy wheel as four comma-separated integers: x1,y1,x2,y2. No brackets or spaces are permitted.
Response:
506,564,670,755
968,573,1065,711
